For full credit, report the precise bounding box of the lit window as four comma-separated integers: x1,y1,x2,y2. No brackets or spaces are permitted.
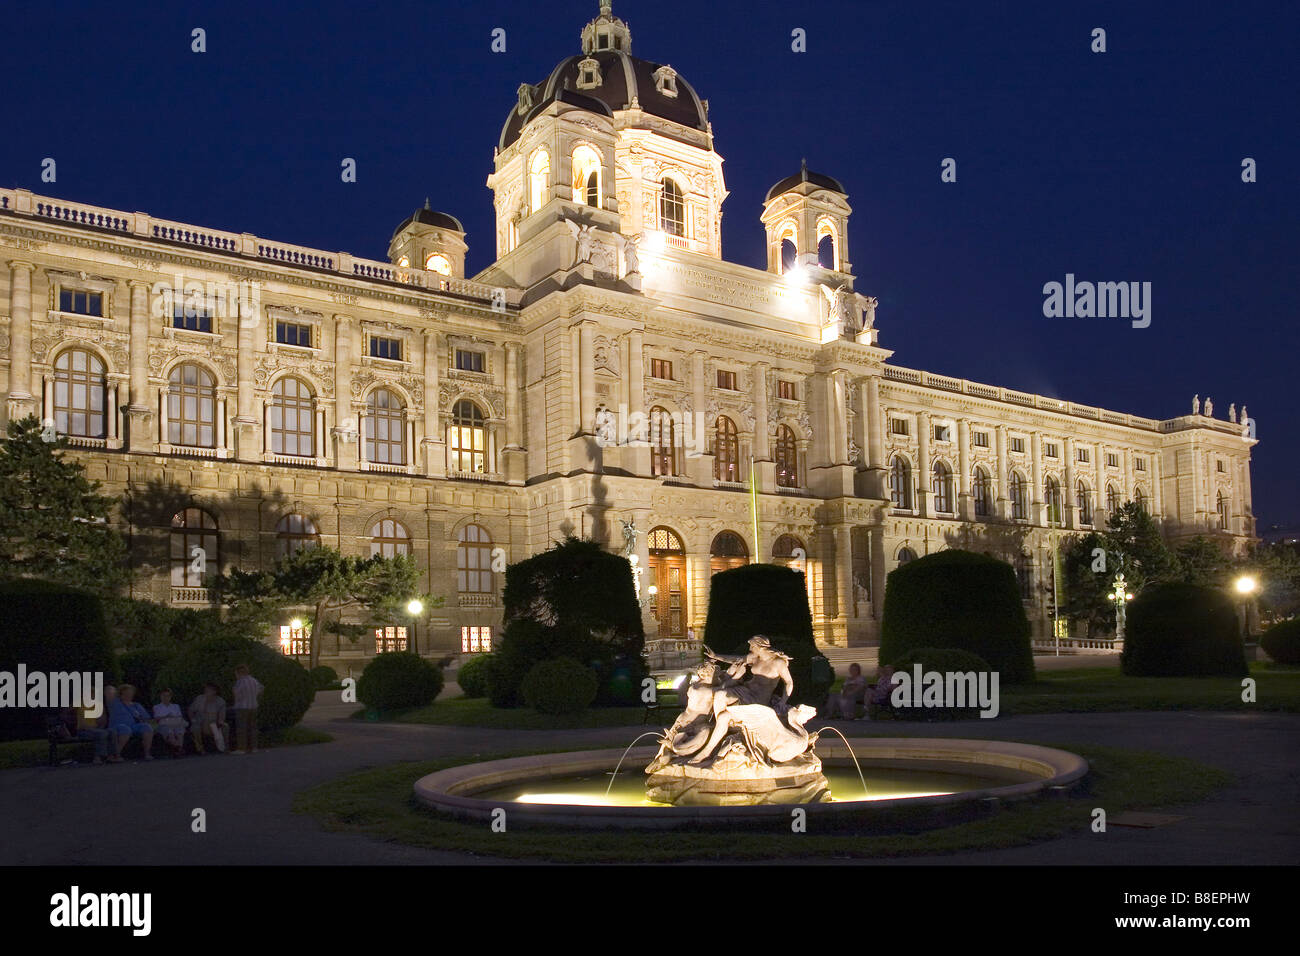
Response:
1077,481,1093,526
270,377,315,457
425,253,451,275
713,416,739,483
280,623,309,657
168,363,217,448
457,524,494,594
1045,476,1063,525
450,400,487,473
775,425,799,488
572,145,602,209
659,179,685,237
375,626,409,653
530,150,550,213
461,626,493,653
649,406,677,477
364,389,406,465
53,349,107,439
890,456,913,510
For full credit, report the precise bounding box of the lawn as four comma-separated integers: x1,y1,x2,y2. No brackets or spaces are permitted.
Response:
374,693,683,730
0,725,333,771
292,741,1233,863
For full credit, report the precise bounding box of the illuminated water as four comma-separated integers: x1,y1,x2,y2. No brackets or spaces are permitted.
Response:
472,766,1026,807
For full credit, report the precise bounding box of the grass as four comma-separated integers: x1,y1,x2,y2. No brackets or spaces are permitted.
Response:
0,724,333,771
292,741,1233,863
371,693,683,730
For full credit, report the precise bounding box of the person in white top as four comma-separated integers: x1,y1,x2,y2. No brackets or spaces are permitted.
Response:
152,688,188,756
230,665,265,755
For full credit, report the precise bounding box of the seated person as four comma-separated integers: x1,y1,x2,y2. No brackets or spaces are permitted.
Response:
50,703,112,765
866,665,897,719
188,683,229,754
152,688,188,757
821,662,868,720
108,684,155,761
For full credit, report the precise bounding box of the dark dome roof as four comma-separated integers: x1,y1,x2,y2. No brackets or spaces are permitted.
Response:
765,166,846,202
499,50,709,152
392,205,464,238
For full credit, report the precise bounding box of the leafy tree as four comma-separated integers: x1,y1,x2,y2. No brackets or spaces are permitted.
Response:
213,546,433,669
0,416,130,595
1176,536,1234,589
1059,531,1114,636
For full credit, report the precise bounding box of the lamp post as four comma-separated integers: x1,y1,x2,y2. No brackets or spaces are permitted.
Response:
406,598,424,657
1235,575,1258,660
289,617,304,662
1107,574,1133,644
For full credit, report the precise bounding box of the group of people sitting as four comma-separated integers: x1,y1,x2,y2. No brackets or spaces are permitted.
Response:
820,663,896,720
53,665,265,764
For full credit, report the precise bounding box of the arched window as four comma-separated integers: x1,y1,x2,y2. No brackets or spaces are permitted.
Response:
450,399,487,473
270,377,315,457
897,547,917,566
364,388,406,466
457,524,494,594
571,145,602,209
370,518,410,558
713,416,739,483
1045,476,1063,525
425,253,451,275
1134,488,1147,513
1014,552,1033,600
660,178,685,237
168,362,217,448
1077,480,1093,526
775,425,799,488
649,406,677,477
647,526,687,639
932,460,954,514
53,349,108,439
529,149,550,213
1217,492,1229,530
972,466,991,517
1010,471,1028,520
890,456,913,510
710,531,749,574
816,219,838,271
276,514,319,560
773,534,805,566
1106,483,1120,515
777,222,798,274
170,508,218,587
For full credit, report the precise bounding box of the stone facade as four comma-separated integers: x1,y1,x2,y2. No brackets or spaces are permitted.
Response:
0,4,1256,665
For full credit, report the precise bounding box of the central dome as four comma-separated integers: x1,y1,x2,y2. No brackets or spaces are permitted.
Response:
499,2,710,152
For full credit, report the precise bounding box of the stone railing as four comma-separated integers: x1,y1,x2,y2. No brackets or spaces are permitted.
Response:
171,586,212,605
0,187,519,311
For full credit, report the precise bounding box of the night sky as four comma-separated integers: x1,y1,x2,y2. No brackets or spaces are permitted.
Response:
3,1,1295,528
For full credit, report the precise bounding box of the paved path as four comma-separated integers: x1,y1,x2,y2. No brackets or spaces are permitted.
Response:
1,694,1294,865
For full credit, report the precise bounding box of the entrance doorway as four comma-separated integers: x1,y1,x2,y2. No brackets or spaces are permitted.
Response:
647,526,687,639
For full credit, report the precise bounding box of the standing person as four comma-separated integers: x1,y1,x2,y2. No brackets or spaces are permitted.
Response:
231,665,264,755
188,683,229,754
152,689,188,757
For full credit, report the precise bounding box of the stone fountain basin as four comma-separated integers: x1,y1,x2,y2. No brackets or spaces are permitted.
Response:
413,738,1089,830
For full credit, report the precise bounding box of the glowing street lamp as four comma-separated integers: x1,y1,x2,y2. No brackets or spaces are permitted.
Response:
1107,574,1134,643
406,598,424,656
1234,575,1259,649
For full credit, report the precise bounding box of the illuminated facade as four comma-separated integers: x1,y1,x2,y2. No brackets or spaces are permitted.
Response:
0,2,1256,661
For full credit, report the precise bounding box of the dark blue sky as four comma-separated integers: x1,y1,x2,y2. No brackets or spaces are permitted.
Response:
4,0,1295,527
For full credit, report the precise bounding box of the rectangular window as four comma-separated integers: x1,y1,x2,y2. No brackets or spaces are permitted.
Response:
454,348,485,373
1010,437,1025,454
1077,448,1090,463
278,624,309,657
275,320,313,348
460,625,493,653
933,424,952,442
1217,459,1225,473
650,358,673,380
716,370,737,390
777,380,796,400
1044,442,1059,459
890,418,909,436
1107,453,1119,468
373,626,409,653
369,336,403,361
1135,457,1146,472
972,430,989,448
59,289,104,317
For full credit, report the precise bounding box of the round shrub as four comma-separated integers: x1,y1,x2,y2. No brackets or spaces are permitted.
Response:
309,665,339,690
356,652,443,713
455,654,493,698
880,550,1035,684
888,647,993,721
1260,619,1300,664
520,657,598,714
155,635,314,732
118,646,178,706
1121,583,1247,677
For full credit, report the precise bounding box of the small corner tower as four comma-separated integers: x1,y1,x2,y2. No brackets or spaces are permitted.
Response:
388,200,468,278
761,160,852,277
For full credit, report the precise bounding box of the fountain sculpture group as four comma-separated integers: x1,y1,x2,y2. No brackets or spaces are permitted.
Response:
645,636,830,805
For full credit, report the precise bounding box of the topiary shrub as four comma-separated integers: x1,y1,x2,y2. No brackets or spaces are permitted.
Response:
356,652,443,713
309,665,339,690
118,646,179,706
455,654,492,698
887,647,995,721
702,564,830,707
0,580,119,741
155,635,314,732
880,550,1035,684
1121,582,1247,677
1260,619,1300,664
493,537,647,708
520,657,598,714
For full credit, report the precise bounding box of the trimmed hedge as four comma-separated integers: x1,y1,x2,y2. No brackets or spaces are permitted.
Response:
1121,583,1247,677
309,665,339,690
118,646,179,706
356,653,443,713
520,657,598,714
1260,619,1300,664
880,550,1035,685
155,635,314,732
0,580,119,741
455,654,492,698
886,647,994,721
701,564,830,707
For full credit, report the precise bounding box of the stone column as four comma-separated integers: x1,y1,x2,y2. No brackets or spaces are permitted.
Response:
125,279,153,451
502,341,524,485
330,315,357,470
752,362,769,459
627,330,644,429
995,425,1009,519
1063,437,1076,529
916,411,931,517
1030,431,1043,525
421,329,444,477
6,262,35,417
1094,443,1105,519
869,526,887,623
232,291,259,460
957,418,972,520
579,322,596,435
833,522,854,643
864,376,885,499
